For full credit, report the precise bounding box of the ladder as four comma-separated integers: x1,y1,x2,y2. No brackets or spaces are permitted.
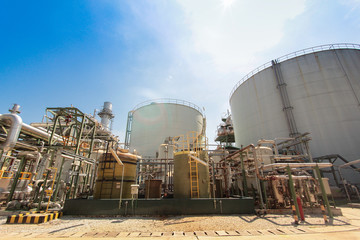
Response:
189,154,200,198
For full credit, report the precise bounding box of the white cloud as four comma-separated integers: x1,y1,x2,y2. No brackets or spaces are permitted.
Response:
340,0,360,23
104,0,308,142
176,0,306,73
137,88,162,100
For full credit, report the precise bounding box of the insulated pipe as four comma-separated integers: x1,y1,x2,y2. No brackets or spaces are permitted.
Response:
250,162,332,171
257,139,275,145
249,144,268,181
21,123,63,143
0,136,38,151
222,144,254,161
268,175,314,180
339,159,360,168
189,154,208,166
251,144,266,209
30,151,42,182
0,113,23,152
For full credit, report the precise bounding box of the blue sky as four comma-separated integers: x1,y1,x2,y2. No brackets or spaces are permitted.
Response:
1,0,360,142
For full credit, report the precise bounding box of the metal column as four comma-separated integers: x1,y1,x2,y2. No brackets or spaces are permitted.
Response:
286,165,301,220
6,156,26,203
315,165,333,218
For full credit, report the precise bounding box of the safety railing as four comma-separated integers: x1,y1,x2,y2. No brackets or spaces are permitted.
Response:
0,171,32,180
173,131,207,154
0,170,14,179
229,43,360,100
133,98,204,116
19,172,32,180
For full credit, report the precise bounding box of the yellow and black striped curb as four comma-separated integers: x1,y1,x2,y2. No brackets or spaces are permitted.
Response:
6,211,63,224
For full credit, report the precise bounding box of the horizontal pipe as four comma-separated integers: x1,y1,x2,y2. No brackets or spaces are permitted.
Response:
268,175,314,180
257,139,275,145
221,144,255,162
0,136,38,151
250,162,332,171
189,154,208,166
21,123,63,142
30,122,66,128
339,159,360,168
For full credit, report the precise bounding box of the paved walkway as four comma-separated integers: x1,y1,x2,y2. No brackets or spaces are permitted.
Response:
1,207,360,239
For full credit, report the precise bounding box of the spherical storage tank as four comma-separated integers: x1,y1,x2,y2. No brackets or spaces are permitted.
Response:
230,44,360,184
128,99,205,158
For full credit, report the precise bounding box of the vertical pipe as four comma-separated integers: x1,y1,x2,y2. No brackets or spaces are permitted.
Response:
49,115,59,145
296,196,305,221
88,125,96,158
260,180,268,208
53,158,65,201
304,181,314,207
135,160,140,184
0,149,4,168
38,150,56,209
212,161,216,198
38,170,49,211
119,164,125,209
240,152,248,196
72,161,82,198
286,165,301,220
164,145,168,193
90,149,100,190
331,166,340,187
338,168,351,202
82,163,91,192
66,157,76,199
75,116,86,155
315,165,333,218
6,156,26,203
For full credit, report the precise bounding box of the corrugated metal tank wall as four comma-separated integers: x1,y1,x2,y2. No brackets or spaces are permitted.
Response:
94,152,137,199
230,46,360,184
129,100,204,158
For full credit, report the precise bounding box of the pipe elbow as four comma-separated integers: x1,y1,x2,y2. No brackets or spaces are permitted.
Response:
0,114,23,152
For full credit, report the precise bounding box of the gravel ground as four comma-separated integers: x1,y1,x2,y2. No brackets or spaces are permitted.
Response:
0,208,358,235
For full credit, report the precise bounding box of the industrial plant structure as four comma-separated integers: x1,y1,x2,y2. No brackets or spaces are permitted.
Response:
1,44,359,220
0,103,140,212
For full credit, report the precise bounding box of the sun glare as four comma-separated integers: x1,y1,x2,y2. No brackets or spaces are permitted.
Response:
222,0,235,9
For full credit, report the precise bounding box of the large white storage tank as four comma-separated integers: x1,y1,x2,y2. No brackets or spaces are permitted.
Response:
127,99,205,158
230,44,360,184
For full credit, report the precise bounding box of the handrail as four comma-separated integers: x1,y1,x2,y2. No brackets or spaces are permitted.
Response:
229,43,360,101
132,98,204,116
19,172,32,180
0,170,14,179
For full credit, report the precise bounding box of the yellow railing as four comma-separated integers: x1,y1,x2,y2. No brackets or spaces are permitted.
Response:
173,131,207,154
0,171,32,180
0,170,14,179
19,172,32,180
45,167,57,212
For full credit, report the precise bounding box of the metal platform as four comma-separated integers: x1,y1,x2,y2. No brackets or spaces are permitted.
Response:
63,198,254,216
